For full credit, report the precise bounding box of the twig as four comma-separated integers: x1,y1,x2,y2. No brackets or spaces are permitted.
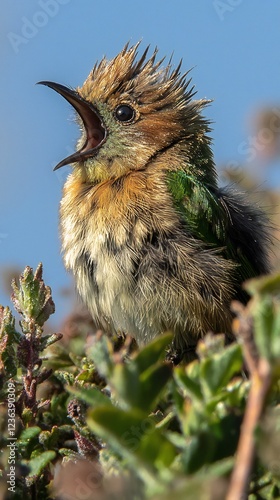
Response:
226,302,272,500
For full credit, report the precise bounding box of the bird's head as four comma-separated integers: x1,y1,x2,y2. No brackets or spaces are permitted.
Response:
39,42,213,183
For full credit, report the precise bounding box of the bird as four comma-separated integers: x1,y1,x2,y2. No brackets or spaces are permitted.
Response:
38,42,270,361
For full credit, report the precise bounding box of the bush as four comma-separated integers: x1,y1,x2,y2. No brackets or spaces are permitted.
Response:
0,264,280,499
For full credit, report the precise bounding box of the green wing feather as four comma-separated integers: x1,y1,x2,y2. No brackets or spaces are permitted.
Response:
167,170,228,246
167,169,269,288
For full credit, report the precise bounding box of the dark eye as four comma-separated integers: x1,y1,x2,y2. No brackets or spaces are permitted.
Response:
115,104,135,123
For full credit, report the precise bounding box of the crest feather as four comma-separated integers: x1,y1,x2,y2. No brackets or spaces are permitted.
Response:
84,42,210,114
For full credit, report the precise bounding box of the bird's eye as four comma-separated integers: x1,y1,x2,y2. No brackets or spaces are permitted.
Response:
114,104,135,123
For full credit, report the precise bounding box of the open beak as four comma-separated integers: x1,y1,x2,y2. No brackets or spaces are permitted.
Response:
37,81,107,170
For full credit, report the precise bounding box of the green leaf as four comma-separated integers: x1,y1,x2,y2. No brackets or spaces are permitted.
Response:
200,343,243,397
88,335,114,378
112,361,172,412
174,365,203,402
181,432,217,473
157,457,234,500
0,306,21,378
107,333,172,411
87,405,176,471
11,264,55,325
245,272,280,363
19,426,41,443
39,426,60,448
66,385,111,408
87,405,150,464
132,333,173,374
54,371,75,386
253,296,280,362
245,272,280,296
58,448,80,459
18,426,41,455
39,332,63,351
138,429,177,469
26,450,56,485
181,414,241,474
196,333,226,359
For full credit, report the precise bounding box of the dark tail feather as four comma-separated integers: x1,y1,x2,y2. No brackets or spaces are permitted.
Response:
218,187,271,299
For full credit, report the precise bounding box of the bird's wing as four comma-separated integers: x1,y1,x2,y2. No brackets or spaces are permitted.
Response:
167,170,228,246
167,169,270,285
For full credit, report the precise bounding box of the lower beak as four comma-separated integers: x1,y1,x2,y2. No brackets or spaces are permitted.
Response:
37,81,107,170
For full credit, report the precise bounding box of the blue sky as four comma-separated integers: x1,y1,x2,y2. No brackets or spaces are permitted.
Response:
1,0,280,323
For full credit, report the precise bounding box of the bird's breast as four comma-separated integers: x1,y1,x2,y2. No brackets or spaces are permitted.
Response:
59,171,179,341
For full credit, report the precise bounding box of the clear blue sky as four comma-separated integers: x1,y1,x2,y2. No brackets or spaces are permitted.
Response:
1,0,280,323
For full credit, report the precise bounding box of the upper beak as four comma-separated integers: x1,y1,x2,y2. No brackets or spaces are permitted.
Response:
37,81,107,170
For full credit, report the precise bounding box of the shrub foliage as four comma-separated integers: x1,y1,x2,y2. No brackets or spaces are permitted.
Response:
0,264,280,499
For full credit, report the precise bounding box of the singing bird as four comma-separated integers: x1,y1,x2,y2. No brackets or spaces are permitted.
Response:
39,43,270,360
